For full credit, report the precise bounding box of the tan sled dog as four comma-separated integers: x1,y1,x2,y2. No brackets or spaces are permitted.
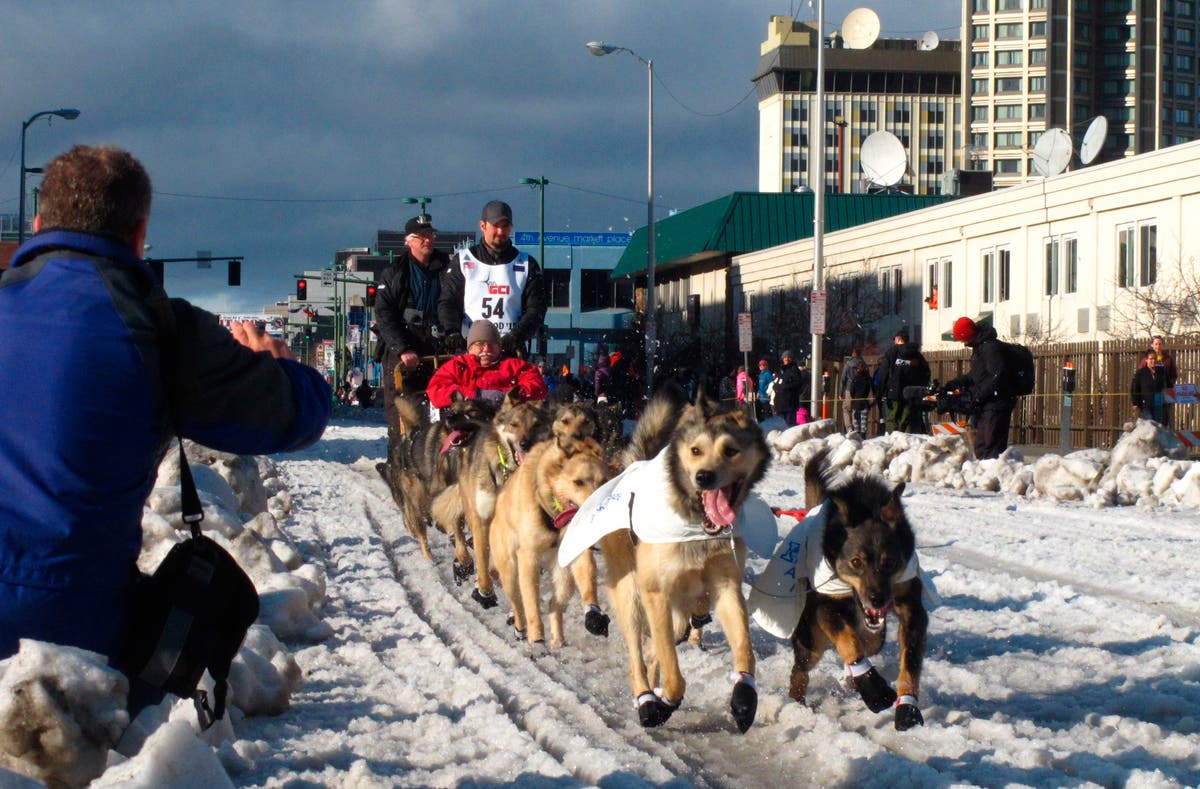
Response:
560,389,771,732
439,391,551,608
490,433,613,648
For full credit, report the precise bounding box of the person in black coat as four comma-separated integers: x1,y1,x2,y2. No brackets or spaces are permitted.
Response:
1131,349,1165,422
773,350,804,426
946,317,1016,459
881,331,930,433
375,215,451,437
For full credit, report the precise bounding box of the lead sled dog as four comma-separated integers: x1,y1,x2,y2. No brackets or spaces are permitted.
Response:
559,390,774,732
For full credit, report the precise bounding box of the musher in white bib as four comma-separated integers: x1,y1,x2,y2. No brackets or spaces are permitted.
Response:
437,199,547,357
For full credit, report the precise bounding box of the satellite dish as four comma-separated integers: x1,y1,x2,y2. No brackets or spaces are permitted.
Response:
918,30,940,51
860,130,908,187
1032,128,1073,176
1080,116,1108,165
841,8,881,49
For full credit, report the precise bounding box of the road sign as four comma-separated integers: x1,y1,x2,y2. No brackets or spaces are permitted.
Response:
321,269,334,287
810,290,827,335
737,312,753,353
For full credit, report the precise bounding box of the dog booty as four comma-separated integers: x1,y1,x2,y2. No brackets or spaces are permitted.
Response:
636,692,680,728
689,612,713,630
852,667,897,713
471,588,498,609
730,679,758,734
584,607,610,637
452,560,473,586
895,695,924,731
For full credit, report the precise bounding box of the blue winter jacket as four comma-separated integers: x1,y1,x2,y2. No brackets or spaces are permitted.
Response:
0,230,331,660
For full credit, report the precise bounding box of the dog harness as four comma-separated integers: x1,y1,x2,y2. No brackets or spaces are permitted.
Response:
557,448,778,567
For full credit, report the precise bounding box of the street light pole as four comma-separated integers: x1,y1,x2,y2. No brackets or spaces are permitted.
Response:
402,196,433,223
811,2,827,417
586,41,655,398
18,108,80,244
518,177,548,271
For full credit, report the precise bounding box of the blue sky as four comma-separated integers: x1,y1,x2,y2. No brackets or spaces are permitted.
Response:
1,1,959,313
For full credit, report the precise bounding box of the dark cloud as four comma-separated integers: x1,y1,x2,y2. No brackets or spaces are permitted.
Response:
2,1,959,312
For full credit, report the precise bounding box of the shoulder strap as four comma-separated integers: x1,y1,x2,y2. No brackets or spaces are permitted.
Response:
147,295,204,537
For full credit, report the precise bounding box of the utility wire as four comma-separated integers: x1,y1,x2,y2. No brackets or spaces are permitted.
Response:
153,184,524,204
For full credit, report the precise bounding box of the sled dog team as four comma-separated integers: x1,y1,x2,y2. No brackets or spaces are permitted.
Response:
382,386,934,734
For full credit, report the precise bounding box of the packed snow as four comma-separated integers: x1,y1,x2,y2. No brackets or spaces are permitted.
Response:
2,409,1199,788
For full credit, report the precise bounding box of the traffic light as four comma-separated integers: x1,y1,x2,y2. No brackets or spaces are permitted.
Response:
365,283,377,307
297,278,307,300
227,260,241,287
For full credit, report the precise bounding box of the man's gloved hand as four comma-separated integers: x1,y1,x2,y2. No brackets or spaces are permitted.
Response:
443,333,465,354
499,333,521,357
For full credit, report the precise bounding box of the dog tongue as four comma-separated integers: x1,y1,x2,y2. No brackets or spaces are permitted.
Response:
440,430,468,454
552,505,579,530
702,488,737,527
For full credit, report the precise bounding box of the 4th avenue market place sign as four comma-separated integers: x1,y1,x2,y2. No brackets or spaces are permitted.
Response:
515,232,631,247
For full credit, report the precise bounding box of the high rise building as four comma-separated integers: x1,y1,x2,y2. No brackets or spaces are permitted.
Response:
754,16,962,195
963,0,1199,187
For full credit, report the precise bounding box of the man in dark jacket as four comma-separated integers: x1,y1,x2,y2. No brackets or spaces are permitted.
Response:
884,336,931,433
773,350,804,426
375,214,451,435
438,200,547,357
0,145,331,662
1131,349,1165,422
946,316,1015,459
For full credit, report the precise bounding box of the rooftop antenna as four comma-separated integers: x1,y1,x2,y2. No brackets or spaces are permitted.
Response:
1079,116,1109,165
860,130,908,189
841,7,881,49
917,30,940,51
1031,128,1073,177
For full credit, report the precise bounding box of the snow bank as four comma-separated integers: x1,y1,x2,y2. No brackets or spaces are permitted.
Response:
0,442,329,787
768,418,1200,508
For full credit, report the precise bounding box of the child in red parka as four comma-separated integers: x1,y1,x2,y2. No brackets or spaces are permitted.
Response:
426,319,548,408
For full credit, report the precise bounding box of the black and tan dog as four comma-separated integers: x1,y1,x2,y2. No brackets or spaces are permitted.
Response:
489,432,613,647
787,450,928,731
559,389,772,733
382,392,495,565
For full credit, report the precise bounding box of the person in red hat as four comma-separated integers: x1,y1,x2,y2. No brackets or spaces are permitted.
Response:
944,316,1017,459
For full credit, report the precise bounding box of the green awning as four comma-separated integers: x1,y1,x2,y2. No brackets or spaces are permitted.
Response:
613,191,953,277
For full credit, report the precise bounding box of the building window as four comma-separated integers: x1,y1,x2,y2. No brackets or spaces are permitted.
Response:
998,0,1023,8
972,51,990,67
997,22,1023,38
982,250,995,303
880,266,903,315
1175,107,1193,124
996,131,1023,147
994,158,1021,173
972,78,990,96
1178,27,1194,44
1029,103,1047,119
1140,224,1157,286
545,269,570,308
1045,237,1060,296
973,24,990,40
971,105,990,121
999,248,1012,301
1176,81,1193,98
1030,20,1047,36
1029,76,1047,92
1031,0,1047,7
941,259,954,309
1030,47,1048,65
1074,48,1090,66
973,0,990,10
1177,54,1194,71
995,103,1023,120
1117,224,1137,287
580,269,615,311
996,49,1023,66
1064,237,1078,294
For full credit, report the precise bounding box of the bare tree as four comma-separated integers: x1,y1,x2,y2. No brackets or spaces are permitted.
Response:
1107,254,1200,341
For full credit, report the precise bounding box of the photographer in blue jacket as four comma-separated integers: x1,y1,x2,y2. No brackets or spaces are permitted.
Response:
0,145,332,661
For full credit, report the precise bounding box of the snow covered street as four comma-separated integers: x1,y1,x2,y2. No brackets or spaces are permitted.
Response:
226,419,1200,788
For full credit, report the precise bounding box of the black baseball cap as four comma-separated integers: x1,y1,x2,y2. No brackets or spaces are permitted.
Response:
481,200,513,224
404,215,437,235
